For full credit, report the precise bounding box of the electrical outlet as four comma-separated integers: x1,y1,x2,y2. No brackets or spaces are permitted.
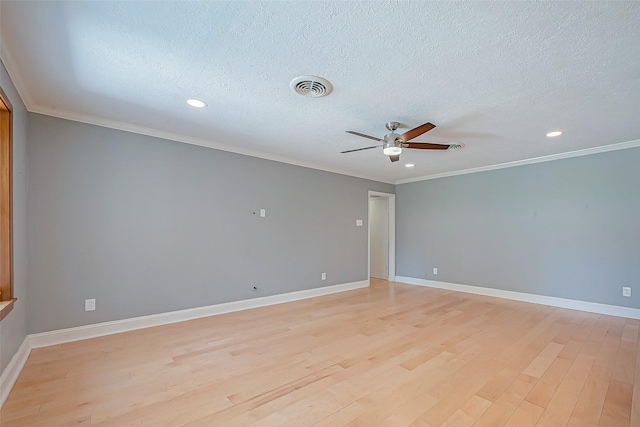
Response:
85,299,96,311
623,287,631,297
322,272,326,281
433,268,438,275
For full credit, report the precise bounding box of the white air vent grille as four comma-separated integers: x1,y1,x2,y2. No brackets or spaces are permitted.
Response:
290,76,332,98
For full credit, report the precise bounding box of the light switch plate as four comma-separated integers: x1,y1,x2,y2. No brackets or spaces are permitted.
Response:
260,209,266,217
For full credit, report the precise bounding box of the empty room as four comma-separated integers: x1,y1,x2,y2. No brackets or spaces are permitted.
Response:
1,1,639,426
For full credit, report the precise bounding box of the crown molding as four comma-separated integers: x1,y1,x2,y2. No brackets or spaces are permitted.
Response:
32,103,396,184
0,43,35,109
396,139,640,185
1,43,393,185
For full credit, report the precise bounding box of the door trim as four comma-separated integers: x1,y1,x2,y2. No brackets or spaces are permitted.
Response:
368,191,395,282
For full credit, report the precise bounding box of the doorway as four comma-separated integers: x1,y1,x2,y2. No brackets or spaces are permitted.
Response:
368,191,395,281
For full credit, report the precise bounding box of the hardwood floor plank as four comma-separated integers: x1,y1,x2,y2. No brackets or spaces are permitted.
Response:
631,324,640,427
534,347,599,427
439,395,492,427
503,400,544,427
522,341,564,378
525,356,575,408
566,320,622,427
599,378,633,425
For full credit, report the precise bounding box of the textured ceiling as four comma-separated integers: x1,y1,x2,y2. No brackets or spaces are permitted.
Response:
1,1,640,183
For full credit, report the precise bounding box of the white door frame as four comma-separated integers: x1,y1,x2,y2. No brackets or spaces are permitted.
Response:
368,191,395,282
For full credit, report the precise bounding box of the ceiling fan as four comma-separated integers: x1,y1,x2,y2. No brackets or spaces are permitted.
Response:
342,121,453,162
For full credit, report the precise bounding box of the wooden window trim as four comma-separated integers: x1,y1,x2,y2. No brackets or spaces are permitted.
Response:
0,299,15,321
1,84,15,320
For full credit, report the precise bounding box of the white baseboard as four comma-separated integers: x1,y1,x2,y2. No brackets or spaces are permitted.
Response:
28,280,369,349
0,280,368,408
0,339,30,407
396,276,640,320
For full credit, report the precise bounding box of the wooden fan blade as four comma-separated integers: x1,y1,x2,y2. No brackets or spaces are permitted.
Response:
404,142,450,150
346,131,383,142
340,145,380,153
389,154,400,162
397,122,436,142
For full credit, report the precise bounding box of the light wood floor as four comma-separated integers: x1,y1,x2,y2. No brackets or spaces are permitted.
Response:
1,279,638,426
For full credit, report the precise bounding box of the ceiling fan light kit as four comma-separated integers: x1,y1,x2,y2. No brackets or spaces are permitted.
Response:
383,145,402,156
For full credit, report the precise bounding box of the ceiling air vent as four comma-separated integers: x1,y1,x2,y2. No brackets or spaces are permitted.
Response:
290,76,332,98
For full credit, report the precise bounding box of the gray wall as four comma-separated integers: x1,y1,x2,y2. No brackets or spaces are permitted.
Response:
27,114,393,333
0,60,28,374
397,147,640,309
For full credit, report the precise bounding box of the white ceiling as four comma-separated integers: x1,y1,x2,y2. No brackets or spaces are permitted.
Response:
1,1,639,184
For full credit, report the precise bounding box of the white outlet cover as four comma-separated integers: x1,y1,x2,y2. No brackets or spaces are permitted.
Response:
85,298,96,311
260,209,266,217
623,287,632,297
433,268,438,275
322,272,326,280
356,219,363,226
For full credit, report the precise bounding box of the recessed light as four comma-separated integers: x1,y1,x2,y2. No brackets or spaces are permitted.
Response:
546,131,563,137
186,99,207,108
405,163,415,168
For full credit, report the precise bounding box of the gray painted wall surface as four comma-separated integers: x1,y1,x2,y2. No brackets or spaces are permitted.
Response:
397,147,640,309
0,60,28,374
27,114,394,333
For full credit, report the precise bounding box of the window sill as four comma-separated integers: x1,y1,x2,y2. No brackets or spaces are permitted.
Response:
0,298,16,321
